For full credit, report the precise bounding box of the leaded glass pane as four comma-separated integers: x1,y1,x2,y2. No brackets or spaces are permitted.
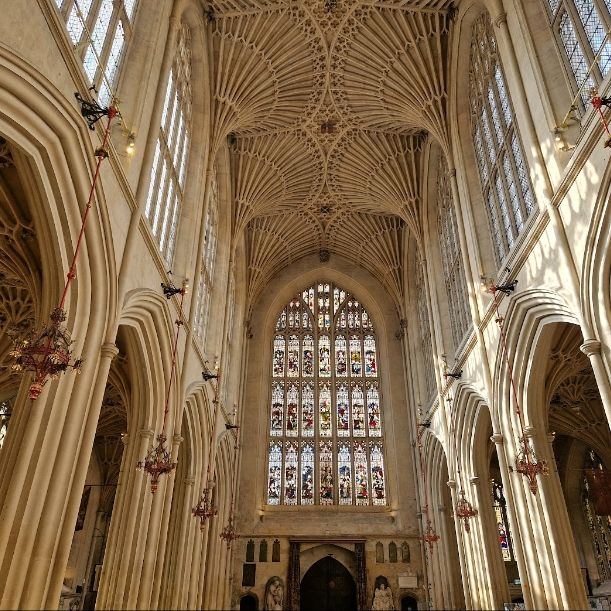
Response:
367,383,381,437
371,443,386,506
144,24,192,263
287,335,299,377
302,383,315,436
271,382,284,437
286,384,299,437
355,442,369,505
364,335,377,376
338,444,352,505
267,443,282,505
301,443,314,504
319,383,332,437
284,442,298,505
470,13,535,264
267,284,387,506
335,335,347,376
350,336,362,376
320,442,334,504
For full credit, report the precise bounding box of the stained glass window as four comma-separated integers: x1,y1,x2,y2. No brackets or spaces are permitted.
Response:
437,157,471,350
492,479,514,561
0,400,11,450
194,166,219,343
54,0,137,106
470,13,536,265
582,449,611,581
546,0,611,107
144,24,192,263
266,283,387,506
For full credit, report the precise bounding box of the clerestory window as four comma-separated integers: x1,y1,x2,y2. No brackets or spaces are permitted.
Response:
266,283,387,507
545,0,611,107
144,24,192,264
470,13,536,265
54,0,137,106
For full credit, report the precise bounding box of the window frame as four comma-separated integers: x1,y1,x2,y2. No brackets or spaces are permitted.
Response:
265,283,387,508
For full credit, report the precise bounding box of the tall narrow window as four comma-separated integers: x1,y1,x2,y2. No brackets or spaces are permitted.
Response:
54,0,137,106
582,449,611,581
415,259,436,404
546,0,611,106
266,284,387,506
492,479,514,562
144,24,192,264
470,13,536,265
0,400,11,450
194,166,219,342
437,158,471,349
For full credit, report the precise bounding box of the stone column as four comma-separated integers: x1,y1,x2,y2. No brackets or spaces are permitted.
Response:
286,541,301,611
580,339,611,428
0,335,111,609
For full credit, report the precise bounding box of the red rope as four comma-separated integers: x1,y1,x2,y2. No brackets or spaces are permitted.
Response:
592,97,611,139
58,107,118,310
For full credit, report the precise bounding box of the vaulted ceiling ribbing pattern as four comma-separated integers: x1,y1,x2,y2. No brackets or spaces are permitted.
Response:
209,0,453,308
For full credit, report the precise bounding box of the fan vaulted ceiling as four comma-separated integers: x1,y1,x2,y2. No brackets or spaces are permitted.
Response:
206,0,454,308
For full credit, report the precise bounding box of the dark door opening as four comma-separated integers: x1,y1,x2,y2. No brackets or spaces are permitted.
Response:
240,593,257,611
401,595,418,611
300,556,357,611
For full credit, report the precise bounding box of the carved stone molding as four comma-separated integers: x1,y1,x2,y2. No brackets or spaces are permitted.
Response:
580,339,602,357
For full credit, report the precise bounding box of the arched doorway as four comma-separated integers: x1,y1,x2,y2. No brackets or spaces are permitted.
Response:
240,593,257,610
300,556,356,611
401,595,418,611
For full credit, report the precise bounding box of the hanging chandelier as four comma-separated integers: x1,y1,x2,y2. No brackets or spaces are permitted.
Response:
219,515,239,549
9,94,118,400
137,433,177,494
485,277,549,495
421,517,440,552
9,308,83,400
192,483,218,529
455,489,478,532
515,435,548,495
138,280,187,493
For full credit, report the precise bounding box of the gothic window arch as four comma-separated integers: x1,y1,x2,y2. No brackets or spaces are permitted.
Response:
144,23,192,264
544,0,611,106
492,479,514,562
436,158,471,350
54,0,137,106
469,13,536,265
266,283,387,507
194,166,219,342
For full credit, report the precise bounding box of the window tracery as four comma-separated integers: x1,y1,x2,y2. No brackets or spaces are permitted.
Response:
54,0,137,106
266,283,386,507
144,24,192,264
545,0,611,106
436,158,471,350
0,400,11,450
469,13,536,265
194,166,219,342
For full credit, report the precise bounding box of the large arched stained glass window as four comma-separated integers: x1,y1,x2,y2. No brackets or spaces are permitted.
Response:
267,283,386,507
470,13,536,265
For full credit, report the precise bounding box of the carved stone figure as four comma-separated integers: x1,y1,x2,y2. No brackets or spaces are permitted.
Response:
372,577,394,610
264,576,284,611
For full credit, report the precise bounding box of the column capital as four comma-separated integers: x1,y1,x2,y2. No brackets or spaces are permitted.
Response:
490,433,504,445
184,477,196,486
469,476,480,486
139,428,155,439
173,434,184,445
580,339,602,357
523,426,535,438
494,11,508,27
101,342,119,360
447,479,457,489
